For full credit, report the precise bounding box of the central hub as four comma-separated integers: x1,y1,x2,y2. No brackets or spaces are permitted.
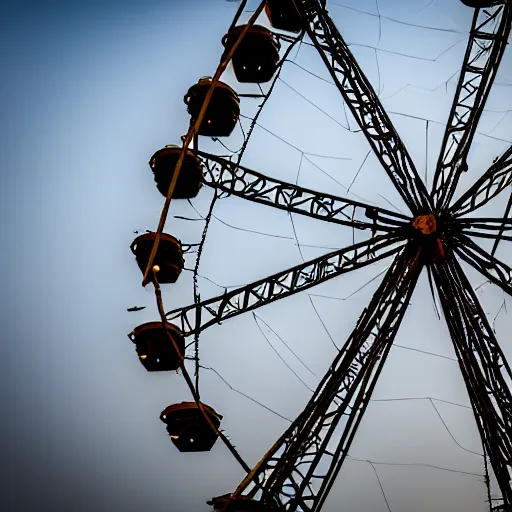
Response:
412,214,437,235
410,214,446,262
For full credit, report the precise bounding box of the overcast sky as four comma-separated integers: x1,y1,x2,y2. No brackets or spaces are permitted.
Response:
2,0,511,511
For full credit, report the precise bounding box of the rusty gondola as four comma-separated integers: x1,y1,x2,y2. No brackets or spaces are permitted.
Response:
222,24,280,83
149,145,203,199
184,78,240,137
128,322,184,372
160,402,223,452
130,232,184,284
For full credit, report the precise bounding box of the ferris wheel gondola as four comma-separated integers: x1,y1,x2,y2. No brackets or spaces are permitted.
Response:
150,145,204,199
185,78,240,137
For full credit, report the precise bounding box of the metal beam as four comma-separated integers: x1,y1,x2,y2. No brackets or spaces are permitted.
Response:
432,254,512,504
454,233,512,296
227,245,422,511
199,152,411,232
491,192,512,256
459,217,512,230
166,234,406,336
430,4,512,211
294,0,432,214
460,215,512,243
450,145,512,216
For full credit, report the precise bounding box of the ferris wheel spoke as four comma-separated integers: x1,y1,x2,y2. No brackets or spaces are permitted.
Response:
200,151,410,232
453,233,512,296
228,244,422,511
450,144,512,217
432,255,512,504
430,4,512,212
460,229,512,243
459,215,512,244
459,216,512,232
166,234,406,336
455,193,512,267
293,0,431,214
490,192,512,256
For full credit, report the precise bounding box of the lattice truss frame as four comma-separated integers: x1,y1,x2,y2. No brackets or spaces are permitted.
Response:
166,1,512,510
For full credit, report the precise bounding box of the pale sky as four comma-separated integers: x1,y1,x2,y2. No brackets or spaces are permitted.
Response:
2,0,511,511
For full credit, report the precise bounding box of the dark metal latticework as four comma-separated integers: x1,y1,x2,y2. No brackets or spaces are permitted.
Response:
431,5,512,212
158,0,512,510
199,151,410,231
236,245,424,511
432,254,512,505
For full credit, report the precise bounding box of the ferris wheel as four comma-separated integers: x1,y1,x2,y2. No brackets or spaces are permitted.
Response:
126,0,512,510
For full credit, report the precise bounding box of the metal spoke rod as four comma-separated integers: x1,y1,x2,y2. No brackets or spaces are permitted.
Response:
293,0,432,214
200,151,411,232
431,4,512,211
228,245,422,511
167,234,406,335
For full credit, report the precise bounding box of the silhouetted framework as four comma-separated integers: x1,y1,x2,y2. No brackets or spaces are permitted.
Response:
199,151,410,231
167,1,510,509
132,0,512,509
231,246,423,511
459,217,512,243
431,5,512,211
451,144,512,216
454,233,512,295
295,0,433,214
167,234,407,336
432,255,512,505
